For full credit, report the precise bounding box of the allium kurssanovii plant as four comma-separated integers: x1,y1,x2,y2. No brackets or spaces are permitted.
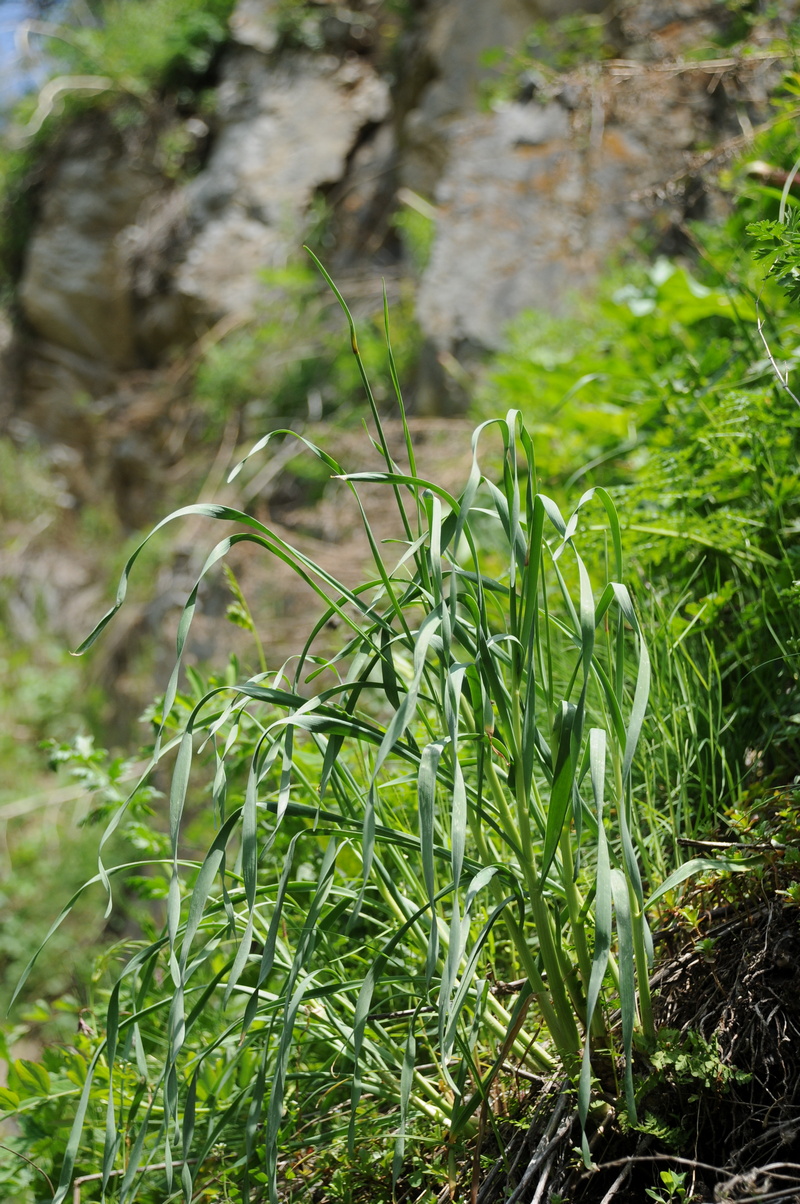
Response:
16,258,706,1203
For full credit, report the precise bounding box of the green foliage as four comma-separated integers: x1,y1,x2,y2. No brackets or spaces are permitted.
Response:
650,1028,750,1094
392,194,437,275
482,1,799,111
45,733,162,834
271,0,331,53
0,1007,102,1199
0,0,234,288
0,436,63,524
512,12,613,72
748,204,800,302
476,257,761,493
195,262,422,428
1,265,683,1201
646,1168,688,1204
478,146,800,812
6,49,800,1204
726,781,800,906
0,732,159,1021
47,0,235,94
270,0,415,58
624,1108,685,1151
627,1028,752,1173
0,441,127,1010
620,376,800,786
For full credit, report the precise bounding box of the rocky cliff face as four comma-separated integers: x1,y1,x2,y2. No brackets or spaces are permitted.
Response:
3,0,796,481
0,0,796,745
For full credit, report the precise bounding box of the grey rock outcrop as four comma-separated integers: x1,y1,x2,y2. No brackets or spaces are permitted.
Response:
417,101,581,352
18,133,157,369
7,0,797,438
415,68,724,354
229,0,281,54
175,49,390,317
14,32,391,423
399,0,608,196
408,0,792,367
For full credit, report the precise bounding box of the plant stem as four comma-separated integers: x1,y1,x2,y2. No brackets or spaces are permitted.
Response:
484,994,554,1073
484,755,581,1066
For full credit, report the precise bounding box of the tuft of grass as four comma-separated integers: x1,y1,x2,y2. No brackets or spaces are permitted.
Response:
4,261,731,1203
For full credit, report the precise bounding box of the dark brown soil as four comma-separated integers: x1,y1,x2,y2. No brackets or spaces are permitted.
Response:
451,899,800,1204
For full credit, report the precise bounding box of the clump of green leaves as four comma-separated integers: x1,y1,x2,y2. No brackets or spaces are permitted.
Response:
478,148,800,813
44,0,235,94
748,203,800,303
476,257,759,492
650,1028,750,1094
646,1168,688,1204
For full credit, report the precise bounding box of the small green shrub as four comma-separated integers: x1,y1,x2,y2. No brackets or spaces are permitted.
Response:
46,0,235,94
649,1028,750,1094
476,257,762,494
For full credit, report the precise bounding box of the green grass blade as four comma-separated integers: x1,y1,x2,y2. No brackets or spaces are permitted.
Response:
579,729,611,1164
610,868,636,1122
